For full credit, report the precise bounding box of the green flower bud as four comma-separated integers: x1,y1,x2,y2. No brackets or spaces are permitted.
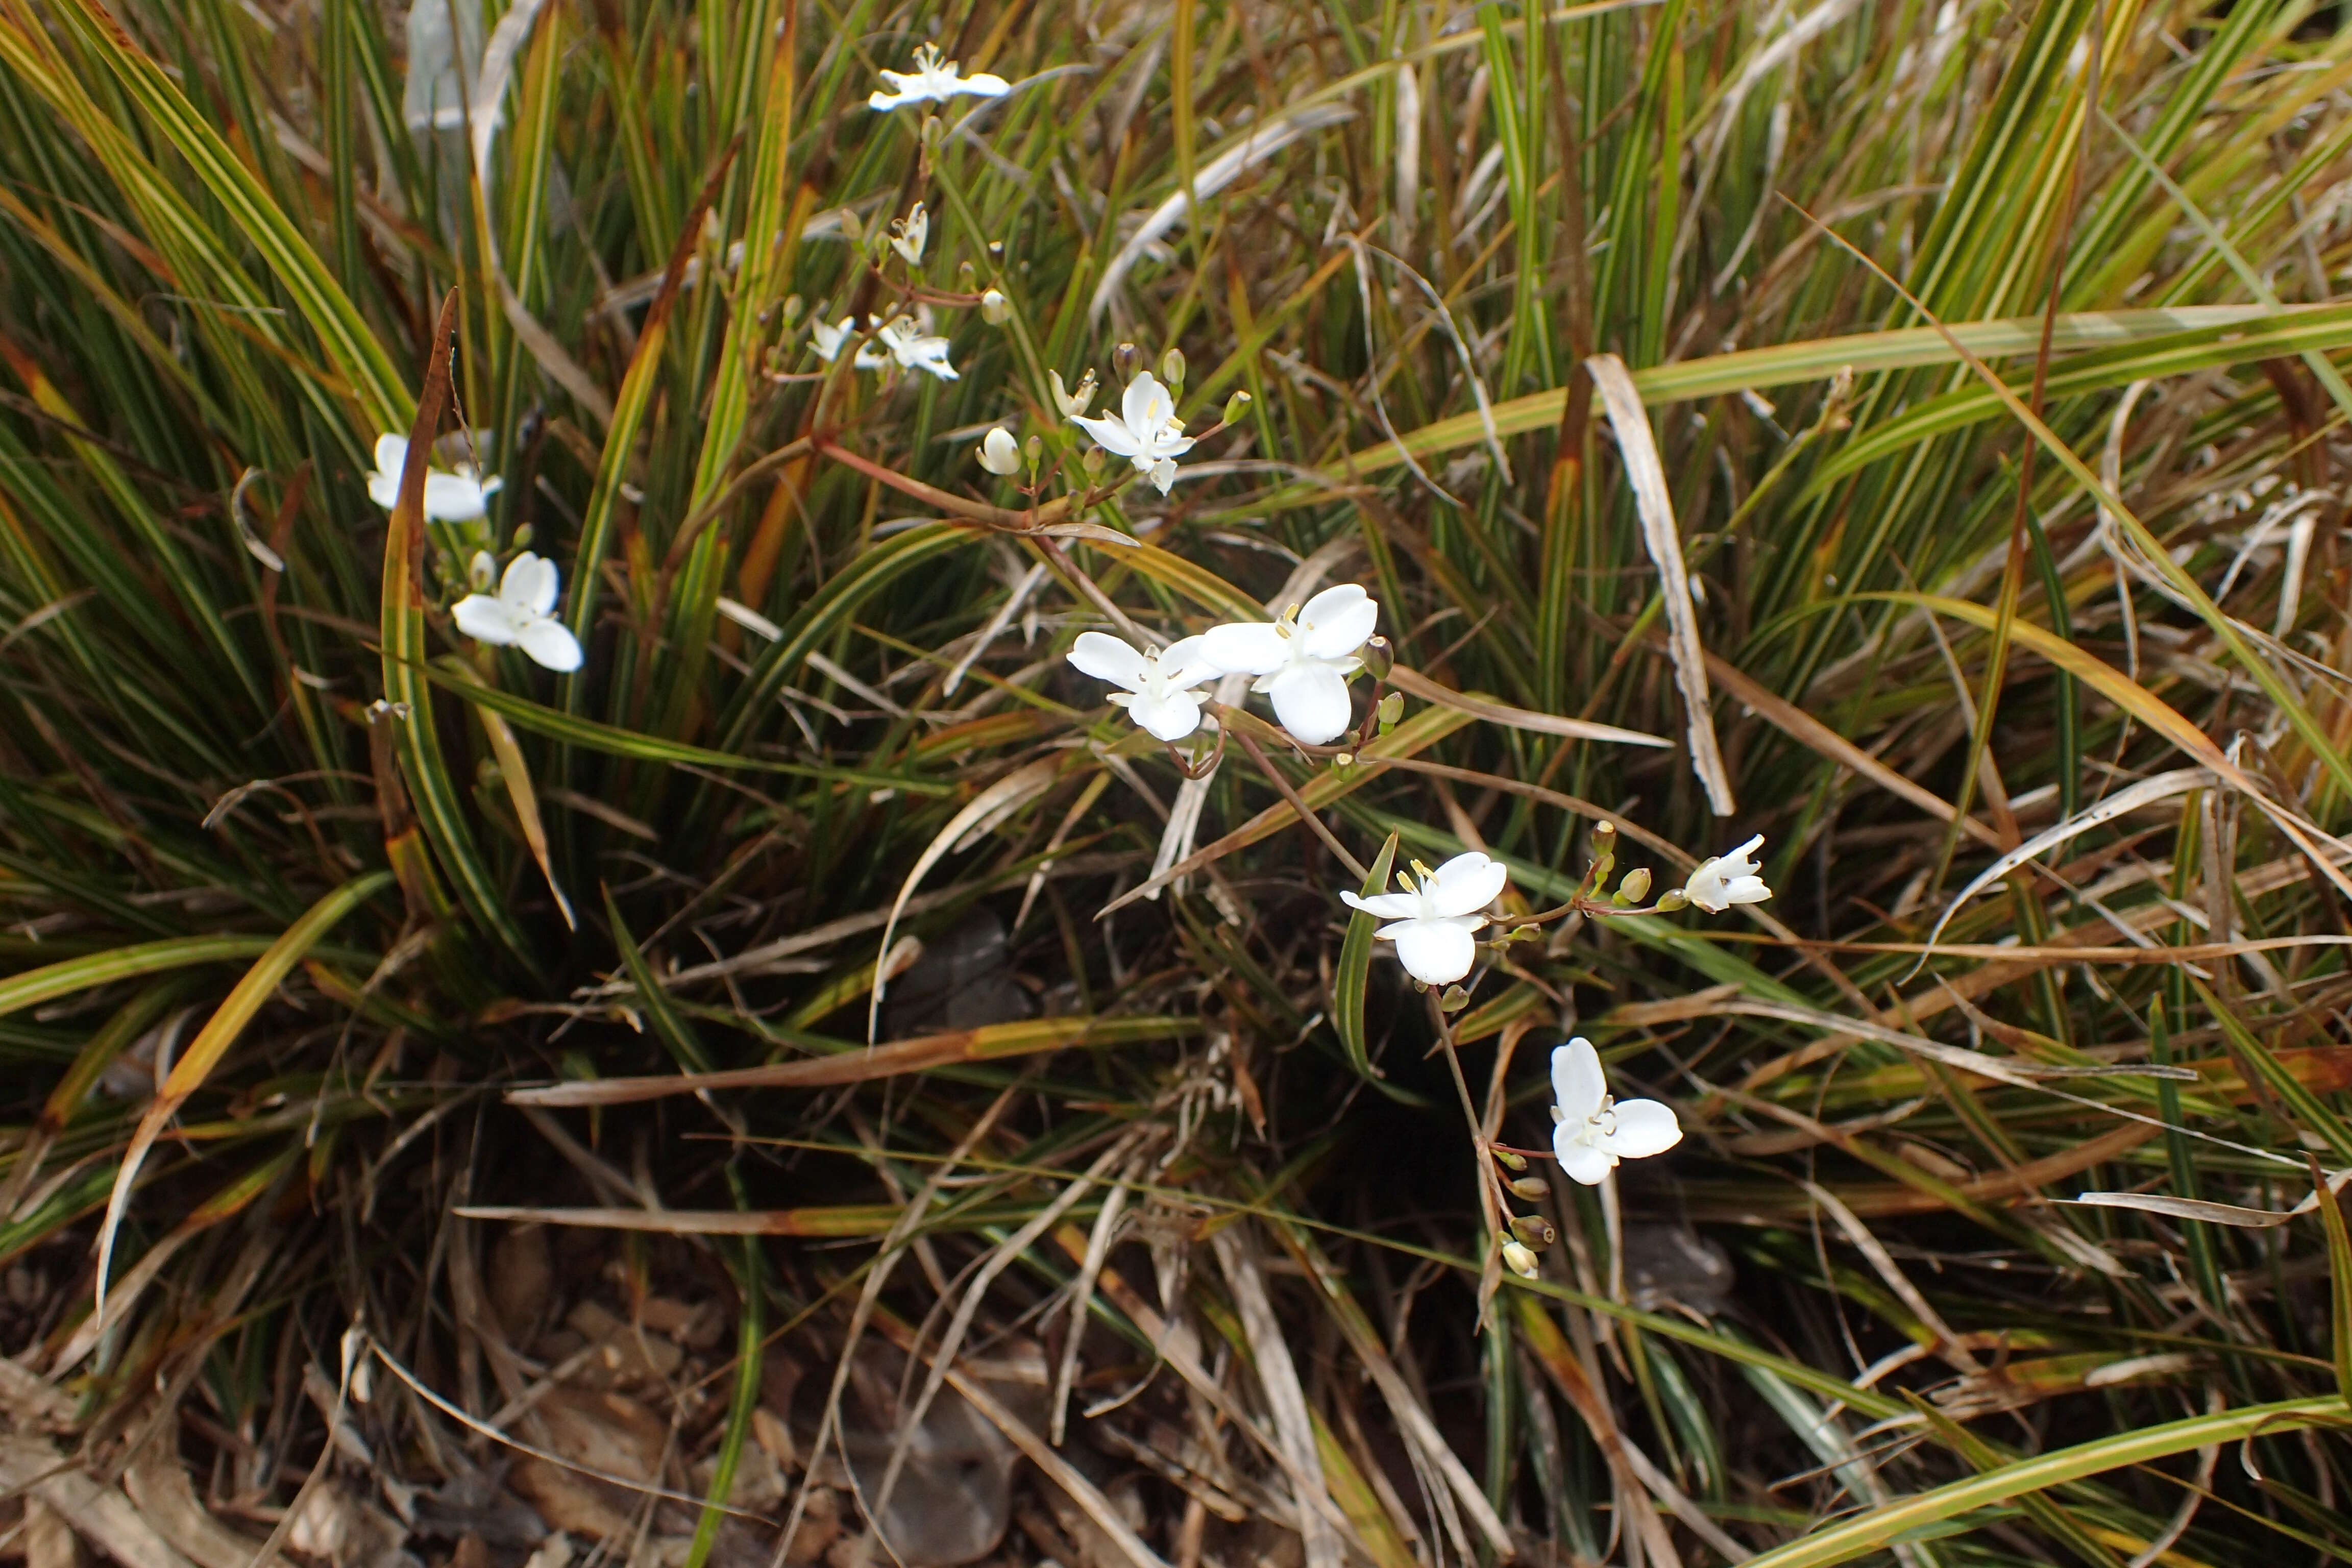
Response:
956,260,977,291
1618,867,1652,903
1361,635,1394,681
1222,389,1253,424
1655,888,1689,913
1440,985,1469,1012
1159,346,1186,388
1082,446,1107,476
1492,1147,1528,1171
1023,433,1043,464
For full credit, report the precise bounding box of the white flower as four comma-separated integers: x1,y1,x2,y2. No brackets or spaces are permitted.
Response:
1049,368,1097,418
1549,1038,1682,1185
366,434,501,524
868,42,1011,112
1067,630,1219,742
1072,370,1193,494
810,316,856,362
450,551,582,672
1683,834,1771,913
977,426,1022,476
979,288,1010,324
867,314,959,380
1340,851,1508,987
1199,584,1378,745
889,202,928,266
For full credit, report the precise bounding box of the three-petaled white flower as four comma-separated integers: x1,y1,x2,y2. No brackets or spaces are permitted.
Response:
1049,369,1097,418
451,551,582,672
1684,834,1771,913
1200,584,1379,745
366,434,501,524
868,42,1011,112
1340,851,1508,987
1066,631,1219,743
867,314,959,380
1071,370,1193,494
1549,1037,1682,1185
889,203,928,266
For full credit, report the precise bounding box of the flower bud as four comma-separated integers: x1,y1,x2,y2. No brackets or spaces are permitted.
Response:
1618,867,1652,903
469,550,496,590
1114,341,1140,379
1506,1174,1550,1201
1506,924,1538,944
511,523,533,549
1332,752,1353,768
1221,389,1253,425
1509,1214,1556,1250
1023,433,1043,463
1376,693,1404,731
1591,821,1617,855
1654,888,1689,912
1439,985,1469,1012
957,260,977,291
1159,346,1186,388
1082,446,1107,476
1360,635,1394,681
1501,1241,1541,1279
1492,1147,1528,1171
980,287,1010,325
780,294,803,325
977,426,1021,476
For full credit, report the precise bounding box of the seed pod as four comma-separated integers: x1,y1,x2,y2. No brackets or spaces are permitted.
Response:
1618,867,1652,903
1361,635,1394,681
1509,1214,1557,1250
1507,1174,1550,1201
1114,341,1141,378
1440,985,1469,1012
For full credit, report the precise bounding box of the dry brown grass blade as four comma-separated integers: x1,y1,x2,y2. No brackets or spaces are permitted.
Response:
121,1446,286,1568
1511,1296,1685,1568
1585,352,1735,816
1386,665,1668,747
1701,648,2002,848
506,1014,1192,1106
1208,1225,1347,1568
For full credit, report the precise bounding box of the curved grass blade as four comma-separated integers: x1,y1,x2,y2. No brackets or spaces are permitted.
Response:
93,870,391,1322
1333,833,1400,1080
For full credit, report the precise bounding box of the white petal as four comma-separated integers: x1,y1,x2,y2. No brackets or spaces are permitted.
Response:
1550,1039,1607,1122
1599,1098,1683,1160
1298,584,1377,658
1067,631,1148,690
502,552,559,616
978,427,1022,475
1341,891,1422,921
1553,1135,1618,1186
1267,662,1353,745
1072,413,1143,458
1148,457,1176,493
1683,865,1727,913
1427,852,1508,917
1153,430,1196,459
1121,371,1166,433
421,472,492,522
1389,918,1475,986
1157,635,1219,689
517,617,583,673
959,71,1010,96
1724,834,1765,872
1722,874,1772,906
1198,622,1288,677
366,470,401,511
451,593,522,647
372,434,408,479
1125,688,1203,742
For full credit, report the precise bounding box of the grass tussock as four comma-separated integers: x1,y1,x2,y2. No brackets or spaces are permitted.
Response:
0,0,2349,1566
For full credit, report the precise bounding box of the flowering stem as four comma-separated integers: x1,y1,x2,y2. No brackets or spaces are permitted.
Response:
1227,724,1367,881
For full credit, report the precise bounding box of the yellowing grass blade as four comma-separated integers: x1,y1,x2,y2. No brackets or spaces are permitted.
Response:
93,871,390,1323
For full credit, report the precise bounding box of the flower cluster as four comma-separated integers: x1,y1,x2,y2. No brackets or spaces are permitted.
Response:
364,438,581,673
1064,583,1381,749
811,312,959,382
